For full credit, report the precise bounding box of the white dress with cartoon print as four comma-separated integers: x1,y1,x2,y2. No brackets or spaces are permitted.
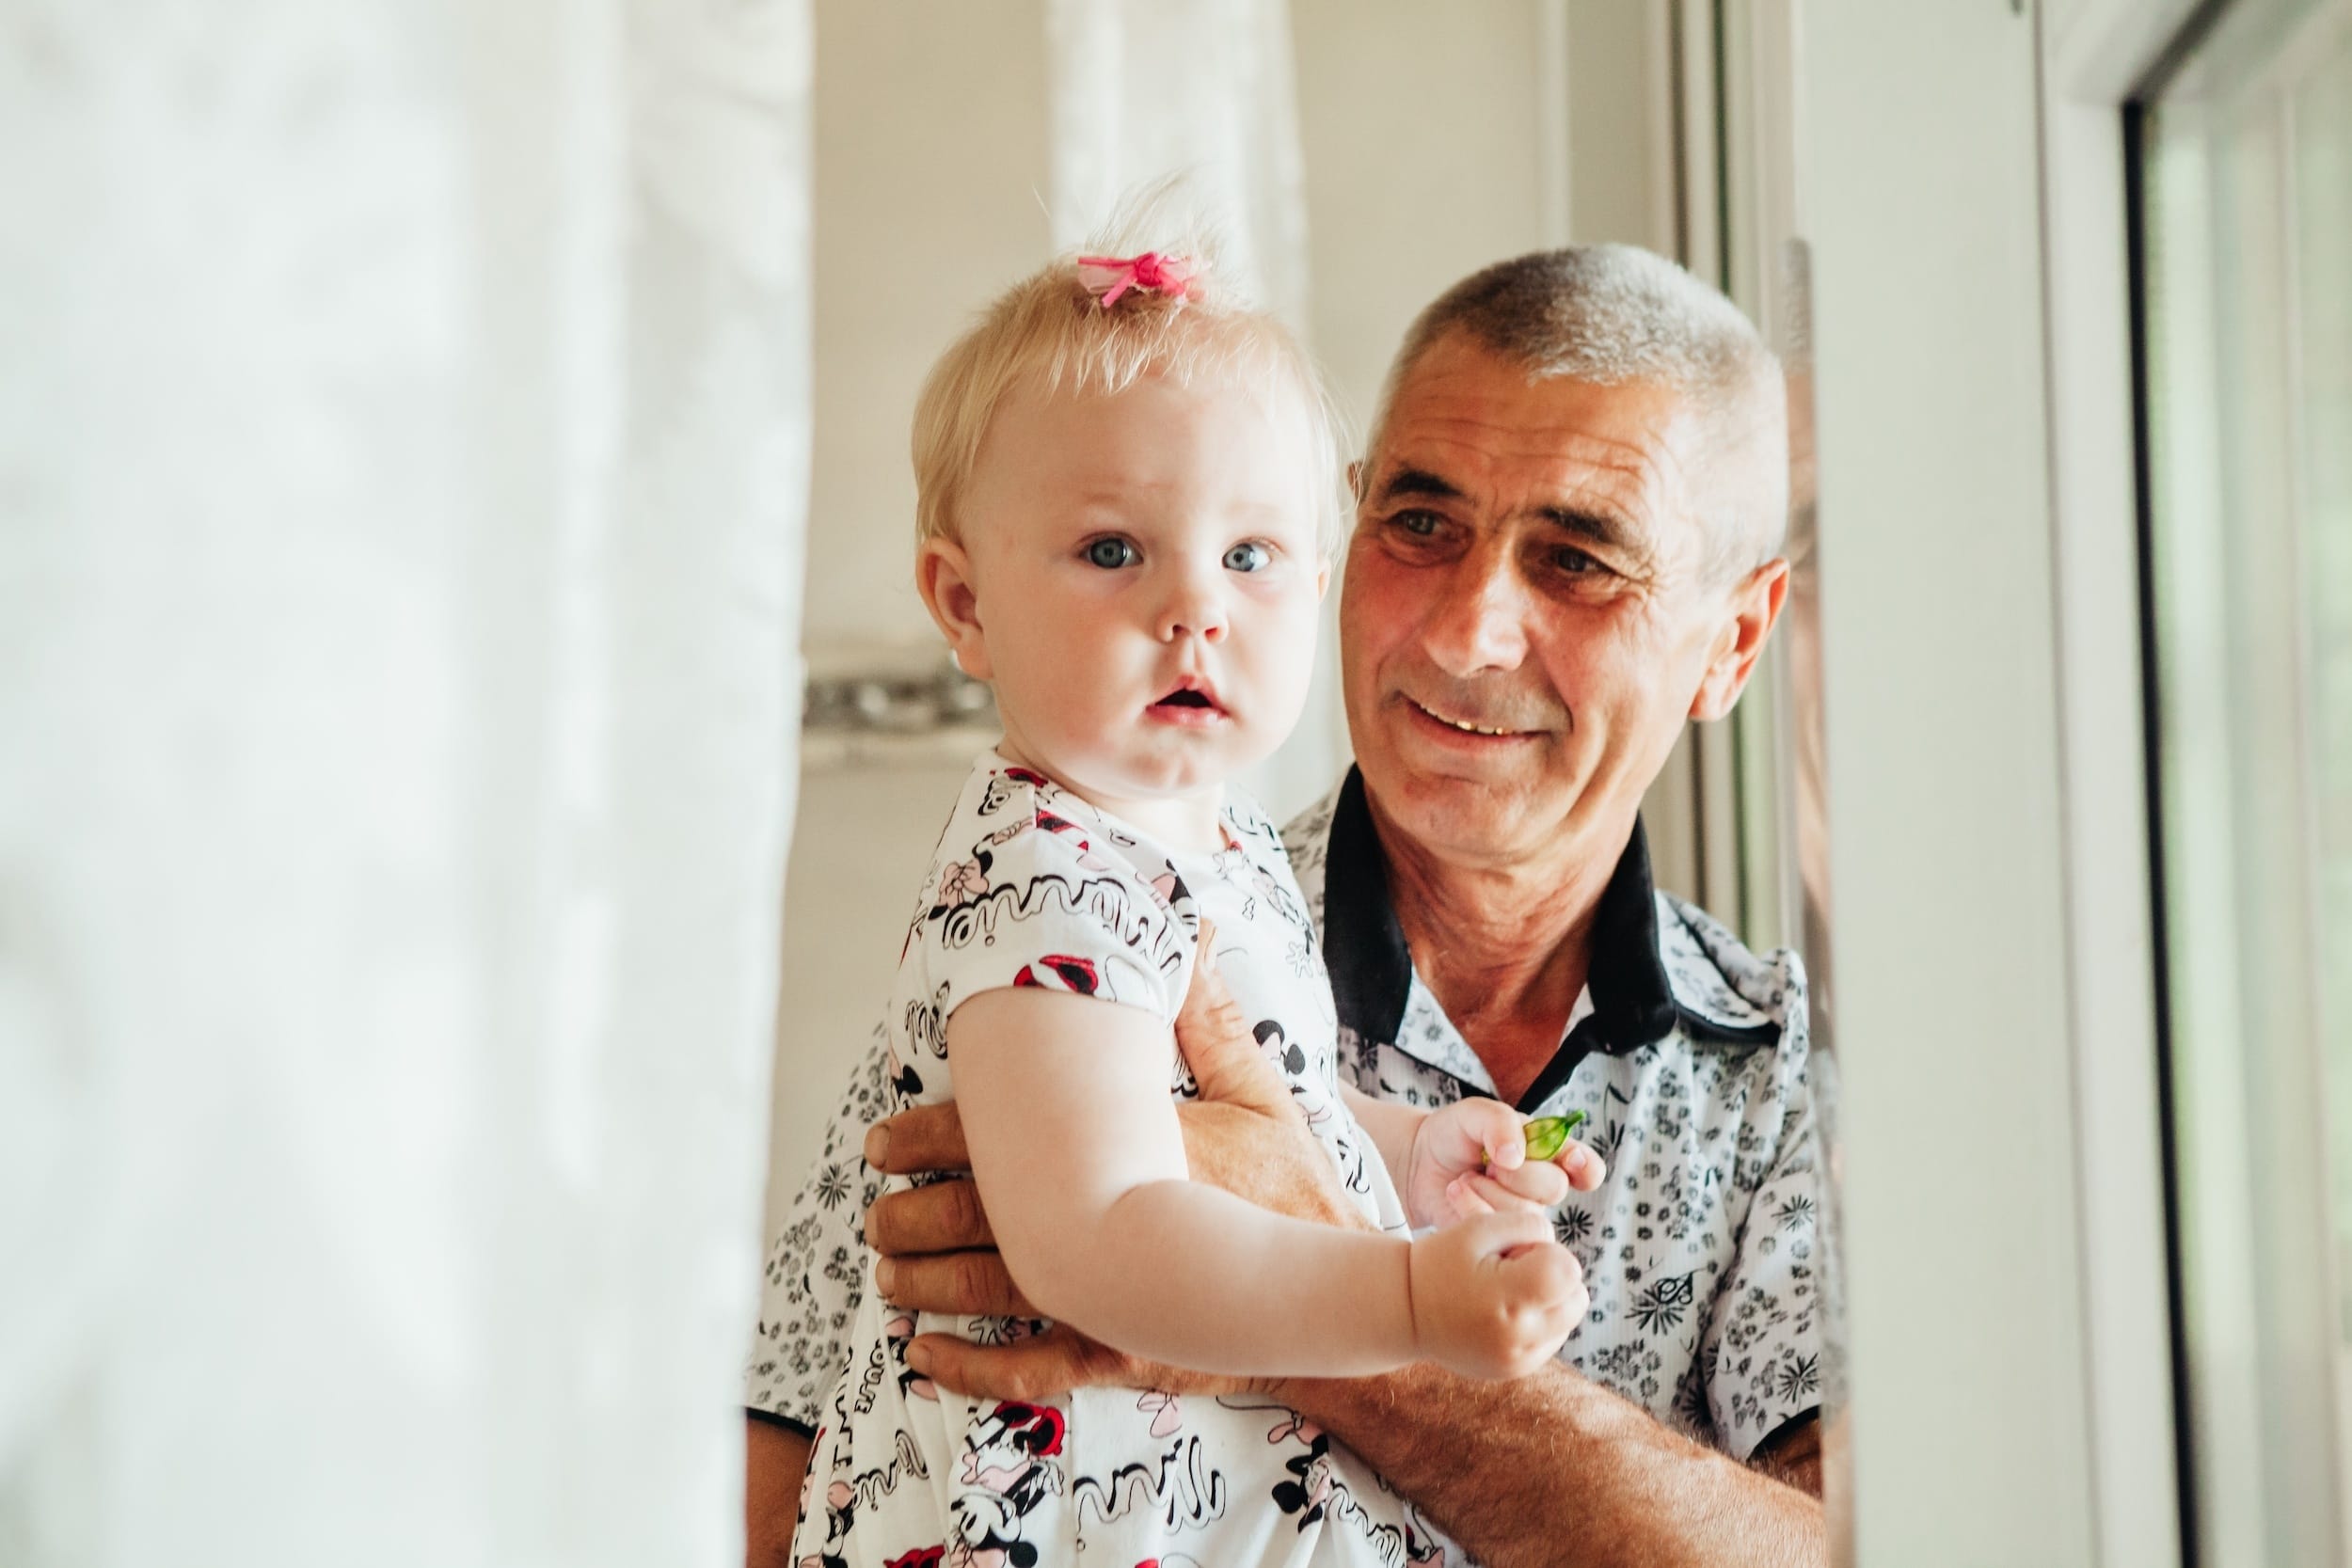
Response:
791,754,1451,1568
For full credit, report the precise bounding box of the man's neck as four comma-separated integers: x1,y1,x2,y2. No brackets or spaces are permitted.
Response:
1371,804,1628,1106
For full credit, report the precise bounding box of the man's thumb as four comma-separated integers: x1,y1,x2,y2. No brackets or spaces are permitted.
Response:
1175,918,1294,1116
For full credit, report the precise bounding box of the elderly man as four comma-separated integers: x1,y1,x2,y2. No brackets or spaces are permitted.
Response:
745,245,1824,1566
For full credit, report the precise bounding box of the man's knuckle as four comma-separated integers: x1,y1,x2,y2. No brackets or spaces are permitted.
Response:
946,1180,985,1242
951,1252,990,1307
900,1107,946,1165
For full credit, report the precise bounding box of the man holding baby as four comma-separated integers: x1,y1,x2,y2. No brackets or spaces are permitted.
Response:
748,244,1824,1568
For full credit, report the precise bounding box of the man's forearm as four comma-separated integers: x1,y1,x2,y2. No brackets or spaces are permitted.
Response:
745,1419,812,1568
1284,1361,1823,1568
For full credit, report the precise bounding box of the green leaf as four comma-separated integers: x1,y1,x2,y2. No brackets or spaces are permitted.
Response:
1522,1111,1585,1163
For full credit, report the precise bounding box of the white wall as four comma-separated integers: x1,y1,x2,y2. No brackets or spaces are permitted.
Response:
802,0,1053,656
1800,7,2102,1561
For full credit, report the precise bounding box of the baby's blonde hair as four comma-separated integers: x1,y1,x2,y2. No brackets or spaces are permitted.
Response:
911,209,1348,555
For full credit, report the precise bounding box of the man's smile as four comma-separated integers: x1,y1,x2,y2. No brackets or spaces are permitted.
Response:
1399,693,1560,742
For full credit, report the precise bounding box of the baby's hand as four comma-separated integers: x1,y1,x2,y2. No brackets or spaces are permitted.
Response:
1405,1099,1606,1229
1406,1210,1587,1379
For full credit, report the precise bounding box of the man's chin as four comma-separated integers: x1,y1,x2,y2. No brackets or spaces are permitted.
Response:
1362,755,1553,855
1380,718,1550,792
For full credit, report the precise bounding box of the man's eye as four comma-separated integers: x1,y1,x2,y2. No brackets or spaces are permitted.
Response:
1085,536,1138,569
1554,546,1603,576
1223,541,1271,573
1392,510,1442,537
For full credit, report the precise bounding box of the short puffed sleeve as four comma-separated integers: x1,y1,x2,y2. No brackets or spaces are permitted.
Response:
909,770,1196,1034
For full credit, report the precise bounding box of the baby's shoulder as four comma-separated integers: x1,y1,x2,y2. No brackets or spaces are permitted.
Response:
904,756,1195,1014
929,759,1164,886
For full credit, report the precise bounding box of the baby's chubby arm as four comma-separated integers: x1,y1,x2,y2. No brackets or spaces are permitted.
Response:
949,989,1580,1382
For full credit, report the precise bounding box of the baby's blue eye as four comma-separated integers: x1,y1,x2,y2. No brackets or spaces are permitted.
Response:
1223,541,1271,573
1086,537,1138,569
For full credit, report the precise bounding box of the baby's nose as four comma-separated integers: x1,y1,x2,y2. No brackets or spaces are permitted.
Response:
1157,579,1229,642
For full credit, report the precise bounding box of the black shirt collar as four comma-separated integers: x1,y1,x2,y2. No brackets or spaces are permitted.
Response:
1321,767,1766,1102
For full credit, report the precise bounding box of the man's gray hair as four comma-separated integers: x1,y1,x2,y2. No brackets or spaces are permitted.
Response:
1373,245,1790,578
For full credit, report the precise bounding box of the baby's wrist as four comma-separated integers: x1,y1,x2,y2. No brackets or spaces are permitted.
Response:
1402,1231,1427,1357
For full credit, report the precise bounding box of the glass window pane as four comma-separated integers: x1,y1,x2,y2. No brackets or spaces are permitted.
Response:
2142,3,2352,1562
2296,23,2352,1338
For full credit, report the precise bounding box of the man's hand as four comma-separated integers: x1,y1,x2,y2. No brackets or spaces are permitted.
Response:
858,919,1369,1401
1750,1412,1825,1497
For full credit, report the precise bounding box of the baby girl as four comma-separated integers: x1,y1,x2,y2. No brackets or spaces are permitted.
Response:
793,226,1602,1568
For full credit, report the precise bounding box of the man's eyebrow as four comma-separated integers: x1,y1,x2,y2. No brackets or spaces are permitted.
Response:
1535,504,1645,553
1374,467,1466,504
1376,466,1651,556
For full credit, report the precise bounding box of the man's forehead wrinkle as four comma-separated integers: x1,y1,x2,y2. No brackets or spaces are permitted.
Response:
1379,420,1660,488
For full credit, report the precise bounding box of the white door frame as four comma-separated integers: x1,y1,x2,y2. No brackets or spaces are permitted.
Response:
2037,4,2209,1566
1795,2,2204,1561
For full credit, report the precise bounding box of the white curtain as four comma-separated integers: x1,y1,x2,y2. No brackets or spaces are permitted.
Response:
0,1,810,1560
1044,0,1311,329
1042,0,1343,821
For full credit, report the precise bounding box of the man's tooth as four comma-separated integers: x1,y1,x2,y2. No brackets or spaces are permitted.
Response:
1421,700,1513,736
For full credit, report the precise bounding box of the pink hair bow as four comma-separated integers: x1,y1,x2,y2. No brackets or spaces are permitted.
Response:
1075,251,1200,309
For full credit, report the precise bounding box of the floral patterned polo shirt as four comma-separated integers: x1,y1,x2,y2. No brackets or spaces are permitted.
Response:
747,767,1822,1466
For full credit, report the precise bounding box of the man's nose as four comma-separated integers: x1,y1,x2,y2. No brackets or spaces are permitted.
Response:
1156,562,1230,643
1422,539,1529,674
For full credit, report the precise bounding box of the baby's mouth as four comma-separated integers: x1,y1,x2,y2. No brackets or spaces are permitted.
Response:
1148,678,1228,720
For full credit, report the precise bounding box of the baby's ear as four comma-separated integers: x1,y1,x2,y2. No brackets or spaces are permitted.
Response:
916,536,991,681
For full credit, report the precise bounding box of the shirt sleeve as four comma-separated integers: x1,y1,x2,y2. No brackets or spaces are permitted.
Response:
912,791,1193,1039
1699,1011,1823,1461
741,1026,892,1433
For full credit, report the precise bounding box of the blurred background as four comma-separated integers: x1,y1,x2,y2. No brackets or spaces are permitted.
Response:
6,2,2351,1565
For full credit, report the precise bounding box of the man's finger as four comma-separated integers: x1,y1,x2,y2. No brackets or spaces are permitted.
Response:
865,1101,969,1175
904,1324,1127,1403
866,1176,993,1257
1177,919,1298,1118
872,1249,1035,1318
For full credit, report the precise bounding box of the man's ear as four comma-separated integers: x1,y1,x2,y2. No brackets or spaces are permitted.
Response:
1689,558,1790,721
916,536,992,681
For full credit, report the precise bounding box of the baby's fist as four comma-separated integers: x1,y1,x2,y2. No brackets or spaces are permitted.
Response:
1406,1209,1586,1380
